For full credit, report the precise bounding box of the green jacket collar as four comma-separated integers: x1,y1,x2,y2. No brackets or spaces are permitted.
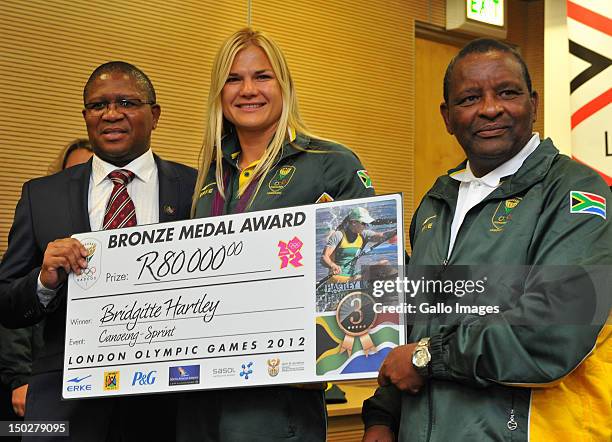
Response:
429,138,559,203
219,129,310,167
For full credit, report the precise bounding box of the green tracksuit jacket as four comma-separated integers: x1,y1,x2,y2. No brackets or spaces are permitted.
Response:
363,138,612,441
194,131,375,216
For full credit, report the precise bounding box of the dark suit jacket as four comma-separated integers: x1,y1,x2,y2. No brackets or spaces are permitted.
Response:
0,154,196,374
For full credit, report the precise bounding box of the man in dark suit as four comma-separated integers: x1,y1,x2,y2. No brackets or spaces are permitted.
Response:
0,61,196,441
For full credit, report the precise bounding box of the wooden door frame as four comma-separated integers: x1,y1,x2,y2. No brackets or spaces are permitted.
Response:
415,21,520,49
416,21,476,47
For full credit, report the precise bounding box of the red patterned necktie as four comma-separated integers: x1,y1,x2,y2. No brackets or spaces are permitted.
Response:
103,169,137,229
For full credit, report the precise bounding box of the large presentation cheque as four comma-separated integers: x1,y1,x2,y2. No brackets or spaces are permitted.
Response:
63,194,405,398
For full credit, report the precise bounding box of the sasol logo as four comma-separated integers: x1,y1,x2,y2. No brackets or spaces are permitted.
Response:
212,367,236,378
66,374,92,392
132,370,157,386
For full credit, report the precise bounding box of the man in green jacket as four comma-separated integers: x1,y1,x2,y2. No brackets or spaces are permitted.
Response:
362,39,611,441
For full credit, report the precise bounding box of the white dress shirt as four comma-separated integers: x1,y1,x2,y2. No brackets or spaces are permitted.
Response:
38,150,159,306
447,133,541,258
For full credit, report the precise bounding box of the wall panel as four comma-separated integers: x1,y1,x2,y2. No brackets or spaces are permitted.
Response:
0,0,544,261
0,0,244,254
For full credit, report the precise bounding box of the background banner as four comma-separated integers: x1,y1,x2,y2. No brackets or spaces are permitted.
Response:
566,0,611,184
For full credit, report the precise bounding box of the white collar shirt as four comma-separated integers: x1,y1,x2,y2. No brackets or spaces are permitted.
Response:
447,133,540,258
89,149,159,230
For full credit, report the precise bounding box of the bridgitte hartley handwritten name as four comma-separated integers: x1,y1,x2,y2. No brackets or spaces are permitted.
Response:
99,294,220,331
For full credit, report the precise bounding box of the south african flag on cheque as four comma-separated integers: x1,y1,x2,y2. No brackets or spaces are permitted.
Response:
315,311,400,376
570,191,606,219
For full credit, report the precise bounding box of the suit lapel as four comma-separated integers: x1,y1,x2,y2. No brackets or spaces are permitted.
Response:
155,154,181,223
68,160,92,233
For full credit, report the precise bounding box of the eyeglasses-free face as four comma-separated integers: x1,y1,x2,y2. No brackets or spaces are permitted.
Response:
348,219,366,233
440,51,538,177
221,45,283,140
82,72,161,167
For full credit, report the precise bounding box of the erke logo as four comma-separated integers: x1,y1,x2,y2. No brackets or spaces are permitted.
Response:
132,370,157,386
421,215,437,232
66,374,92,392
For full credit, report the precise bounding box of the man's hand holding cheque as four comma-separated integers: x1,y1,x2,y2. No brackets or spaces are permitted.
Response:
40,239,89,290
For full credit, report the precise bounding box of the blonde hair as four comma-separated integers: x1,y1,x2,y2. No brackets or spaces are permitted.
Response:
191,27,322,215
47,138,92,175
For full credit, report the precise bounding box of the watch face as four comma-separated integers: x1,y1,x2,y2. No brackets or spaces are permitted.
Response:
413,349,430,368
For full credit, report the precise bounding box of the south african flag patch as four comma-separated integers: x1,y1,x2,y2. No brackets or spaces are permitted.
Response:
357,170,373,189
570,191,606,219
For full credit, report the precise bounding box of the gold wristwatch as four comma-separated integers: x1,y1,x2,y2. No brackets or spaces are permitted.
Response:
411,337,431,376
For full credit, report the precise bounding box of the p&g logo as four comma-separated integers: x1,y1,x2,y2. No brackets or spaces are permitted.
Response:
132,370,157,386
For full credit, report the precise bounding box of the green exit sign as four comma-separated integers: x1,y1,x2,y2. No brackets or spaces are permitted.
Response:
466,0,504,26
447,0,507,38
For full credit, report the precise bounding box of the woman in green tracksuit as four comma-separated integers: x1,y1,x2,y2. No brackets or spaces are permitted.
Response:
178,28,374,442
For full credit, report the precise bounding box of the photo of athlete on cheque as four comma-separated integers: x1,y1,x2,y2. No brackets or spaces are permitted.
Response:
315,201,400,314
320,206,397,284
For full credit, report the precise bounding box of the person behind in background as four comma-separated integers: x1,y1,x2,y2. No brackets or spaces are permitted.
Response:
361,38,611,442
179,27,375,441
47,138,93,175
0,61,196,442
0,138,93,421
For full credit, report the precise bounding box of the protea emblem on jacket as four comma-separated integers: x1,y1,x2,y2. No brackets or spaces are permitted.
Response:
490,197,522,232
268,165,296,194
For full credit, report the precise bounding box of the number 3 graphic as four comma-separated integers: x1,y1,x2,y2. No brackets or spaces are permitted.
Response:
349,297,363,325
